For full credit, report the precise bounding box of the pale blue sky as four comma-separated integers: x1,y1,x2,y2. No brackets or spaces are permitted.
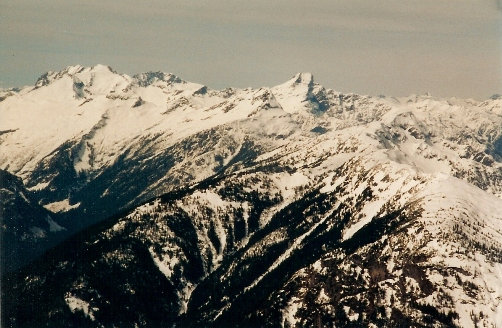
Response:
1,0,501,99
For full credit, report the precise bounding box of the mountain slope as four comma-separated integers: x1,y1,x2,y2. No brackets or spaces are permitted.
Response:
0,170,66,273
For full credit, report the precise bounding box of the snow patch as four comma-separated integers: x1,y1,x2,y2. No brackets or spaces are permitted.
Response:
65,293,95,321
27,181,50,191
272,171,310,200
149,247,178,279
282,297,301,327
43,199,80,213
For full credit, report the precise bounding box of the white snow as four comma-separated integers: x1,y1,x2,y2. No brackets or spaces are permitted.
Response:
272,73,315,114
342,170,418,241
271,171,310,200
149,247,178,279
282,297,301,327
64,293,95,321
192,190,228,208
26,181,50,191
244,207,337,293
43,199,80,213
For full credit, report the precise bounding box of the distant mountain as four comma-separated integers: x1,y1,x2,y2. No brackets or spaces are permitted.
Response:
1,66,502,327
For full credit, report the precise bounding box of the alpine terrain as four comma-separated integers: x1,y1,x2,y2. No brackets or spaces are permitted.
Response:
1,65,502,327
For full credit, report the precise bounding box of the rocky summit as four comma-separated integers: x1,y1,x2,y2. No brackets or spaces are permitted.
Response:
1,65,502,327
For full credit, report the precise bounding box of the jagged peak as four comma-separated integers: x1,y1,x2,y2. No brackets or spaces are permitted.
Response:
272,73,316,93
290,72,314,86
271,73,331,114
132,71,184,87
273,73,319,94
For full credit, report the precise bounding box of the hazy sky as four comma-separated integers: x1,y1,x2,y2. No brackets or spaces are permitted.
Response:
1,0,501,99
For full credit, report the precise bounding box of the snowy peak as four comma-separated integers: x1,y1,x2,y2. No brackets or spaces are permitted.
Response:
32,64,131,98
90,64,115,73
275,72,314,91
35,65,96,87
33,65,192,97
272,72,330,114
289,72,314,87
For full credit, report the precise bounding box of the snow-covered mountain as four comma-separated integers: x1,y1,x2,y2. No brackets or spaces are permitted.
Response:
1,65,502,327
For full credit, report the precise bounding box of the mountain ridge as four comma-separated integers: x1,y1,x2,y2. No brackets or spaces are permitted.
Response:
1,65,502,327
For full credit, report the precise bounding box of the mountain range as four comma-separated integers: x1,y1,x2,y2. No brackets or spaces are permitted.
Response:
1,65,502,327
